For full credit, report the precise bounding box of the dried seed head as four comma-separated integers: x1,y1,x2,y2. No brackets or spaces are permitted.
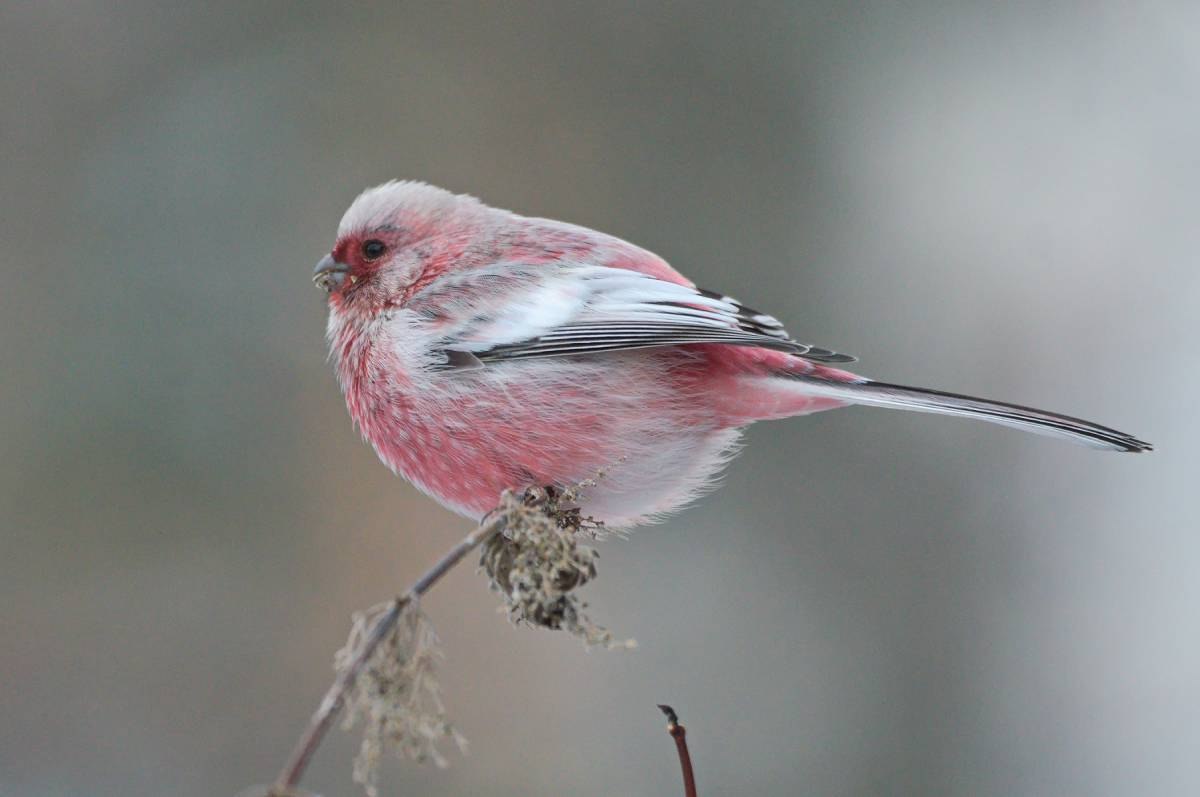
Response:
325,477,630,797
481,482,635,650
337,601,466,797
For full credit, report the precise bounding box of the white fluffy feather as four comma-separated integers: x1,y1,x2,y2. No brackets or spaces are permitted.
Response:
338,180,483,237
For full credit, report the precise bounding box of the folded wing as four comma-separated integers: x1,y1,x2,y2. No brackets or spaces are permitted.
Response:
416,264,855,367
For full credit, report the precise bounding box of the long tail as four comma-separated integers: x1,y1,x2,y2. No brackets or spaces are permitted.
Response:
785,374,1152,452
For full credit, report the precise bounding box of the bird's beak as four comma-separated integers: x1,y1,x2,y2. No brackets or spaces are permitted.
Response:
313,254,349,292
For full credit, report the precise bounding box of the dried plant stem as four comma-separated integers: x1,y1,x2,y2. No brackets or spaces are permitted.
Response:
658,705,697,797
271,511,509,796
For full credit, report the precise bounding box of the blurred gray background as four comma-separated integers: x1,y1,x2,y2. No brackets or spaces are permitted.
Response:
2,3,1198,796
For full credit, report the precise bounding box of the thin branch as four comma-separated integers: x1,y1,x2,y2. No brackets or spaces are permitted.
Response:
270,510,509,796
658,704,698,797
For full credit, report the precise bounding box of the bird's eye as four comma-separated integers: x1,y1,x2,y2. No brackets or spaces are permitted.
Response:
362,239,387,260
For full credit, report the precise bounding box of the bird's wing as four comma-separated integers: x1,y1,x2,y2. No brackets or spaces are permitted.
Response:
411,264,855,368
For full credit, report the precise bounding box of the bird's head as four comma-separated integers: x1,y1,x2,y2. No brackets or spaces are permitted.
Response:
314,180,486,310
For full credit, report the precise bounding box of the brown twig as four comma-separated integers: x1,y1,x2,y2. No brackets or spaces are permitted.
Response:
269,509,509,797
658,704,698,797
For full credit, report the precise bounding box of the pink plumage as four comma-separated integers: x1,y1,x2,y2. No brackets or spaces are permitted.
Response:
315,181,1149,527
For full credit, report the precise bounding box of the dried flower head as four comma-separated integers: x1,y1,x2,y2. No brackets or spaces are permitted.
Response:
336,600,466,797
481,484,636,650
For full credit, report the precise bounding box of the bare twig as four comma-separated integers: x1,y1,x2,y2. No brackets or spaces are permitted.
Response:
269,508,509,796
658,704,698,797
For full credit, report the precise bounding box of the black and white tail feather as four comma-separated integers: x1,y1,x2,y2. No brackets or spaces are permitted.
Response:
785,374,1152,453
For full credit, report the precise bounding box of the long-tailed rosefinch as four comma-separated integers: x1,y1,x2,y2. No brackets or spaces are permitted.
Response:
315,181,1149,527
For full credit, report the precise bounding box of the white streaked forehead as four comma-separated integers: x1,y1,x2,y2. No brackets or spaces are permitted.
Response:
336,180,483,236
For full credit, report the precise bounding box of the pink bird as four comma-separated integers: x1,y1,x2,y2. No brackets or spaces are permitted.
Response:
315,181,1150,528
